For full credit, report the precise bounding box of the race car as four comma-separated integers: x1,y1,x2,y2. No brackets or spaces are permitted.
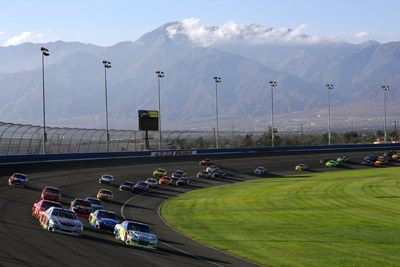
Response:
374,160,385,167
158,176,173,185
97,189,113,202
99,174,115,184
325,160,340,167
145,178,158,188
114,220,158,249
199,158,214,166
171,170,187,179
196,170,221,179
254,167,267,175
32,199,62,219
119,181,134,191
319,159,331,165
378,155,390,164
8,173,29,186
70,198,92,218
206,165,219,173
172,177,187,186
153,168,167,178
41,186,61,202
132,181,149,192
336,156,350,163
361,155,376,165
39,207,83,236
85,197,104,211
295,163,309,171
89,209,120,232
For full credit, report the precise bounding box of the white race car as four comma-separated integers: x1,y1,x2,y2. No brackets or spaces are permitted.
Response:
39,207,83,236
99,174,115,184
254,167,267,175
145,178,158,188
114,221,158,249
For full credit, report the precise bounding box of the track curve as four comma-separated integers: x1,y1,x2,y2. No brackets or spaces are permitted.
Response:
0,150,395,267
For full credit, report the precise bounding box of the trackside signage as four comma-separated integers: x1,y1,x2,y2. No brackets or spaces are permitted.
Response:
151,151,197,157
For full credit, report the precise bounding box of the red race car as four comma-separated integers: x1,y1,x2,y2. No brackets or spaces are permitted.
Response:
41,186,61,202
32,199,62,219
199,158,214,166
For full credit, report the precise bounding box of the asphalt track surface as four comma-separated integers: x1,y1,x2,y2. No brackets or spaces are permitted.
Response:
0,150,397,267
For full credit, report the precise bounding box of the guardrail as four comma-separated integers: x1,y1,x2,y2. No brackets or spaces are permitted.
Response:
1,143,399,165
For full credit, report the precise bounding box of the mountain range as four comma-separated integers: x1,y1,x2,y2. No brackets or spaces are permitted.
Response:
0,21,399,132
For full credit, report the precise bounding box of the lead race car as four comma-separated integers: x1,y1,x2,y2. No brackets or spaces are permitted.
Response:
40,207,83,236
8,173,29,187
114,221,158,249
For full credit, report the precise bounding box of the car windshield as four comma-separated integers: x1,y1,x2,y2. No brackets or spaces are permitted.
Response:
123,182,133,186
147,178,156,183
157,169,165,172
100,190,111,195
127,222,150,233
98,211,119,220
103,175,113,179
86,198,101,205
52,210,76,220
137,182,147,186
74,199,91,207
45,187,60,194
14,173,26,179
42,201,62,210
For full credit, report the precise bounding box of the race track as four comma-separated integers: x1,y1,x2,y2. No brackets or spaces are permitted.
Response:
0,150,395,267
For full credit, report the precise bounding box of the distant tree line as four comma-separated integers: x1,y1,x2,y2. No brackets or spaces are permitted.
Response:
167,128,399,150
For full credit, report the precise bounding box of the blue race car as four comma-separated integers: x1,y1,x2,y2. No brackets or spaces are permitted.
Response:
89,209,120,232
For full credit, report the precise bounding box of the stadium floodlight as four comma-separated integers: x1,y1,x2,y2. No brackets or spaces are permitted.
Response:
269,80,277,147
382,85,390,142
325,83,334,145
156,70,165,150
213,76,222,148
102,60,112,151
41,47,50,154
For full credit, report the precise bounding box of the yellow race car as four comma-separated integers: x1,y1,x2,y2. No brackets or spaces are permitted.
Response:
97,189,113,202
295,163,309,171
153,168,167,177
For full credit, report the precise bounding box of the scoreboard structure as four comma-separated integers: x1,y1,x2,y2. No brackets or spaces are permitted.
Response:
138,110,159,131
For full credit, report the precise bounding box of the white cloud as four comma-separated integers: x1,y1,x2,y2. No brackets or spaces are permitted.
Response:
0,31,5,36
166,18,322,46
354,32,369,39
5,31,50,46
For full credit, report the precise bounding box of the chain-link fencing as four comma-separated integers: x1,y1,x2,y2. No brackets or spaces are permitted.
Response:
0,122,397,155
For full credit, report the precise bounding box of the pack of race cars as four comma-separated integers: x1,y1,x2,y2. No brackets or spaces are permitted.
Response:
6,150,399,250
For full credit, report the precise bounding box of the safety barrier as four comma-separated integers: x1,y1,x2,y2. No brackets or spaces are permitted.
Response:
1,143,399,165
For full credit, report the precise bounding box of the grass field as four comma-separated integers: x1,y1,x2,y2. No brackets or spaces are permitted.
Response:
161,168,400,266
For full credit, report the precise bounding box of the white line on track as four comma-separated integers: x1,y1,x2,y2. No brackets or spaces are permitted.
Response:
120,192,225,267
120,194,143,220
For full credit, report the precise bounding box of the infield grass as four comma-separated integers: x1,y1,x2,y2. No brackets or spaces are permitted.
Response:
161,168,400,266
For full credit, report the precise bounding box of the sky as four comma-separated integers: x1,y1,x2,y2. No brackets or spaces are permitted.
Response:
0,0,399,47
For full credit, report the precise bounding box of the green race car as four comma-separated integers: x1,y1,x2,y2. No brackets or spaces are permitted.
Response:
325,160,340,167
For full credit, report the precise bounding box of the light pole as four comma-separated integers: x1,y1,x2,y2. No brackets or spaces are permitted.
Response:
213,76,222,148
40,47,49,154
156,70,165,150
269,80,277,147
102,60,112,152
325,83,334,145
382,85,390,142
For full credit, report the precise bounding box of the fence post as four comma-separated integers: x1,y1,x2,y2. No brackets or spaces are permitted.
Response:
86,130,99,153
97,131,107,152
67,129,81,153
6,124,24,155
77,129,92,153
16,125,35,154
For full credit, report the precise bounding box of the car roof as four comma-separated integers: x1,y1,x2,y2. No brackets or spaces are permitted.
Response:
99,189,112,193
123,220,149,226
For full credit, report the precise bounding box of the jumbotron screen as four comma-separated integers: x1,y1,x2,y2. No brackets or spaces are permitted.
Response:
138,110,159,131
